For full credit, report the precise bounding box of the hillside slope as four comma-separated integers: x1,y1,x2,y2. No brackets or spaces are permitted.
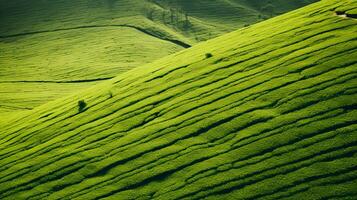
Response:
0,0,317,113
0,0,356,199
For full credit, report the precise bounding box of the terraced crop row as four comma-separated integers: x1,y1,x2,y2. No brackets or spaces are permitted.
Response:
0,0,356,199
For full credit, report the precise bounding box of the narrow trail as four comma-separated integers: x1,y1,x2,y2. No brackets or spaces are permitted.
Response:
0,24,192,48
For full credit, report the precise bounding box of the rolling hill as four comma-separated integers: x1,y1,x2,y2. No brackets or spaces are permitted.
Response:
0,0,356,199
0,0,318,113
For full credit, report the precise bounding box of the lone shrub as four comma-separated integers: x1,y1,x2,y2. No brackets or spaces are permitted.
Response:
335,10,345,15
78,100,87,112
205,53,213,58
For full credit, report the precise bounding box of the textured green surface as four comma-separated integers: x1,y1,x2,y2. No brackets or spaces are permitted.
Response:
0,0,317,113
0,0,356,199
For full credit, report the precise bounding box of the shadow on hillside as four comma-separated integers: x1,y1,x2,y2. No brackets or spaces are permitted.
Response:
105,0,116,9
335,10,357,19
87,0,117,10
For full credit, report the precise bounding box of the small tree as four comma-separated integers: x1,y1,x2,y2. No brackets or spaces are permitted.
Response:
261,4,275,17
170,8,174,23
205,53,213,58
162,11,166,23
78,100,87,112
145,8,155,20
183,12,190,29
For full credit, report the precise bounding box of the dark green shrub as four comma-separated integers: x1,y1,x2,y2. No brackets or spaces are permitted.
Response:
78,100,87,112
205,53,213,58
335,10,345,15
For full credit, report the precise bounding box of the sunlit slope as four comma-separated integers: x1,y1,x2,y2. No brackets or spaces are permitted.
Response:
0,26,183,113
0,0,356,199
0,0,317,113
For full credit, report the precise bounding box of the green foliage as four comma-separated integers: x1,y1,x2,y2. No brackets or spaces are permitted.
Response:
205,53,213,58
261,3,275,17
0,0,355,199
78,100,87,112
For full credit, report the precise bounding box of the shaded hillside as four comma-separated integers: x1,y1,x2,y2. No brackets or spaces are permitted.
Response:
154,0,319,28
0,0,356,199
0,0,318,40
0,0,317,113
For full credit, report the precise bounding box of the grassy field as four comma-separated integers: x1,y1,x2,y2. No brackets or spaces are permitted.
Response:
0,0,317,113
0,0,356,199
0,26,183,113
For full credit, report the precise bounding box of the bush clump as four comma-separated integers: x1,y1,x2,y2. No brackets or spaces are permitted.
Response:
205,53,213,58
335,10,345,15
78,100,87,112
